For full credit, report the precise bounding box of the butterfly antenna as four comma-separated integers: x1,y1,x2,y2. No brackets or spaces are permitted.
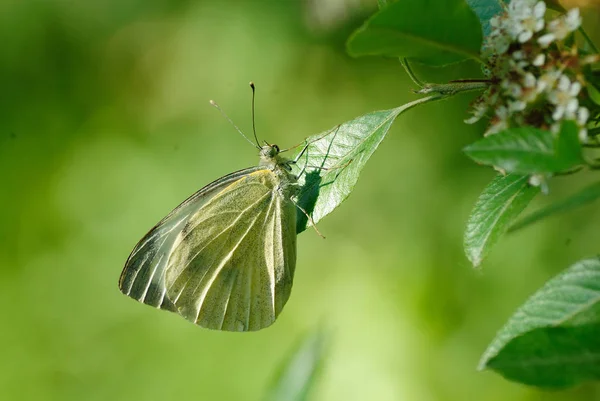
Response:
210,100,260,150
249,82,261,148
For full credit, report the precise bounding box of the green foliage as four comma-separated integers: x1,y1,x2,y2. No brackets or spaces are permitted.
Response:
584,68,600,107
346,0,483,66
264,328,328,401
463,121,584,175
464,174,539,267
294,97,436,233
5,0,599,398
479,258,600,388
345,0,600,391
510,181,600,232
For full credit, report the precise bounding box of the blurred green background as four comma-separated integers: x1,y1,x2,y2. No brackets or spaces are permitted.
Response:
2,1,600,400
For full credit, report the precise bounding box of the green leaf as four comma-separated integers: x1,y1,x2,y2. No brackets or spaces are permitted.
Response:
463,122,584,174
263,328,328,401
464,174,539,267
584,67,600,107
480,258,600,388
510,181,600,232
544,0,566,12
346,0,483,66
465,0,506,37
294,97,435,234
586,83,600,107
555,120,584,165
484,324,600,388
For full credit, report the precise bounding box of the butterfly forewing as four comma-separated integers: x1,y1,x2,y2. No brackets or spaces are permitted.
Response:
119,167,262,311
165,169,297,331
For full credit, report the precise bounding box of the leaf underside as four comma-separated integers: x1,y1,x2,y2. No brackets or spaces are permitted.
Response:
347,0,483,66
293,106,409,234
464,173,539,267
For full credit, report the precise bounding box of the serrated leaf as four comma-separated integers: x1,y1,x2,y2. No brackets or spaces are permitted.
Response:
480,258,600,388
346,0,483,66
510,181,600,232
463,122,584,174
465,0,506,37
263,328,328,401
293,102,416,234
464,174,539,267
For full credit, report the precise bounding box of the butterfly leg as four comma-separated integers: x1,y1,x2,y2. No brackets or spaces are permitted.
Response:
303,158,353,172
291,198,325,239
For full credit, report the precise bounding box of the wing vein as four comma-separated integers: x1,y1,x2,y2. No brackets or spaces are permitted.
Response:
194,212,264,323
169,190,272,297
139,254,164,302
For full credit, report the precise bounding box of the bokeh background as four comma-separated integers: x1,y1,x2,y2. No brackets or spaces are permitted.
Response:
2,1,600,400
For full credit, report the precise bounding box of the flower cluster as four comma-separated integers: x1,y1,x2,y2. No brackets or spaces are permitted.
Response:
466,0,595,148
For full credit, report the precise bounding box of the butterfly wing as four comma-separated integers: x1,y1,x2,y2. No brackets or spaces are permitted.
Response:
119,167,262,311
165,169,297,331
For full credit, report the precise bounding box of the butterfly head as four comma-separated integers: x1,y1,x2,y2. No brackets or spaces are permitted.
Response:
259,143,293,172
259,143,280,161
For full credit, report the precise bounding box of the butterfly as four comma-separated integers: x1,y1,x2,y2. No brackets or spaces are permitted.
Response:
119,85,321,331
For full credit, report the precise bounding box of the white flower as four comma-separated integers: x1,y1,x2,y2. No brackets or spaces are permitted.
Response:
576,107,590,143
536,68,561,93
486,14,512,53
532,54,545,66
523,73,536,88
521,73,538,102
528,174,549,194
519,2,546,42
528,174,544,186
507,0,546,42
509,99,527,112
577,106,589,125
579,128,588,143
484,106,509,136
565,8,582,32
512,50,525,60
547,8,581,41
538,33,555,47
488,31,511,54
548,76,581,120
485,120,509,136
508,0,539,21
508,58,529,74
465,101,489,124
582,54,600,65
504,81,523,98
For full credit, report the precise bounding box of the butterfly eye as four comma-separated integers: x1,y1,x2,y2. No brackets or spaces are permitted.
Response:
273,145,280,153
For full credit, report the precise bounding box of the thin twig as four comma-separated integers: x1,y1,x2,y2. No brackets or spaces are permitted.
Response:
400,58,424,88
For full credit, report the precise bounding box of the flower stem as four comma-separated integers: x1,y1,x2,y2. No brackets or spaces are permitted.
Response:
415,81,490,97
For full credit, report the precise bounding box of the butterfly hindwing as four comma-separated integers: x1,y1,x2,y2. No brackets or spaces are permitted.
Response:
165,169,297,331
118,167,262,311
